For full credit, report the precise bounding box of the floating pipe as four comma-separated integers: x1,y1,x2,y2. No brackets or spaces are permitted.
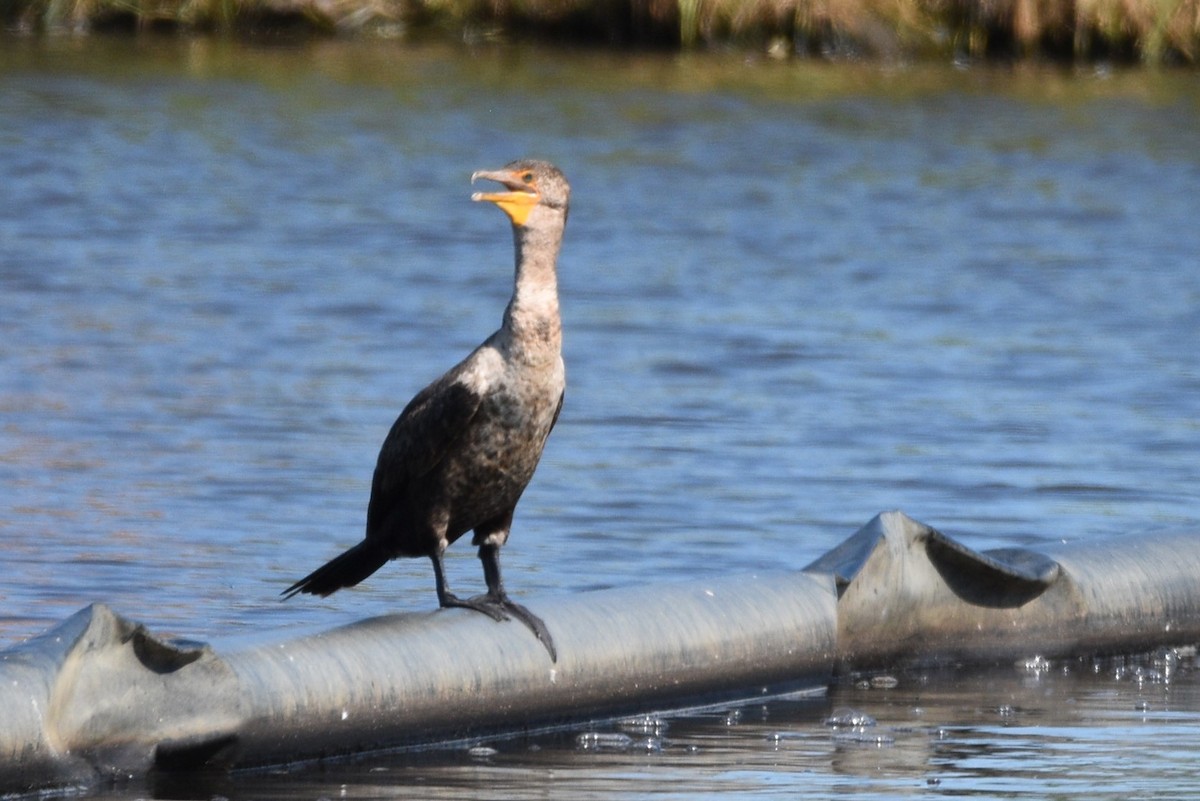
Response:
226,571,835,766
0,603,245,792
0,570,836,794
4,511,1200,795
812,511,1200,668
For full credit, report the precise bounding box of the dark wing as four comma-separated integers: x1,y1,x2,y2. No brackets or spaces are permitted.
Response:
365,369,484,537
549,389,565,434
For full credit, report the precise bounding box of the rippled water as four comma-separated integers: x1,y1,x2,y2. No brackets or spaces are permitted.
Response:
69,652,1200,800
2,36,1199,798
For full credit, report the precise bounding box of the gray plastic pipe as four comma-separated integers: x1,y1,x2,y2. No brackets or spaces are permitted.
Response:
812,511,1200,668
4,510,1200,795
228,571,836,765
0,570,836,792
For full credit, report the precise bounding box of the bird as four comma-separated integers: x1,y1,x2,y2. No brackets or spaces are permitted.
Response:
283,159,569,662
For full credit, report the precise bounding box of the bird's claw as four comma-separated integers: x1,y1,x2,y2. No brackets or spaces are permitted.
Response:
440,593,510,622
440,593,557,662
499,599,557,663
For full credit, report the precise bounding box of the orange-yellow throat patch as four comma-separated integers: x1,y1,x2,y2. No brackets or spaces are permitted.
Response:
472,190,538,226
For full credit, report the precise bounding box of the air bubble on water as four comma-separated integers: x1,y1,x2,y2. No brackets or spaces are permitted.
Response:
1153,648,1180,681
1019,655,1051,675
1136,667,1163,685
618,715,669,737
831,730,895,746
467,746,498,760
637,736,664,753
575,732,634,751
824,707,877,728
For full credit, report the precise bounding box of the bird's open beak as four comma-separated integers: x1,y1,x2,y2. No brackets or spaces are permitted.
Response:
471,168,539,226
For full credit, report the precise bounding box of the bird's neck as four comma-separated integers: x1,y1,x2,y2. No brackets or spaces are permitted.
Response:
502,223,562,361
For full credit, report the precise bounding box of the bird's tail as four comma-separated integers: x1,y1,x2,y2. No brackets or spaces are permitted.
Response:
282,541,390,599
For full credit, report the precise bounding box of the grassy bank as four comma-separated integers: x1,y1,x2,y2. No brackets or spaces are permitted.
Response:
4,0,1198,64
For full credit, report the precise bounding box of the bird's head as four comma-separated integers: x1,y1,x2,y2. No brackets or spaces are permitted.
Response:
471,160,570,229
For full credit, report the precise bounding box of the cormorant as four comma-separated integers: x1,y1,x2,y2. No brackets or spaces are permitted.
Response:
283,160,569,662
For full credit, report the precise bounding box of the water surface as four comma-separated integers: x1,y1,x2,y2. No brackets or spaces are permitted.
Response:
1,36,1199,798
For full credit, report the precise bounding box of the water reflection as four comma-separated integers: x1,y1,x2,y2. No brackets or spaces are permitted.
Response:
121,653,1200,800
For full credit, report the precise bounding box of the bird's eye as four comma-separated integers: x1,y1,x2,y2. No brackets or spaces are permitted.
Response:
522,172,534,183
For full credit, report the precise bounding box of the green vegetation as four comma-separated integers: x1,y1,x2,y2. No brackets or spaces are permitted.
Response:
3,0,1198,64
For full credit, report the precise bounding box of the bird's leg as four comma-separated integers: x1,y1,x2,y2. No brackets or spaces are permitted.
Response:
479,541,505,598
431,549,507,622
476,542,557,662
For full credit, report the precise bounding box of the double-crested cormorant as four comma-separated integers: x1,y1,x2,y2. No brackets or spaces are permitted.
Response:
283,160,569,662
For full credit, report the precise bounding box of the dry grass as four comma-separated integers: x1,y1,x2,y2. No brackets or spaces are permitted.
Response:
640,0,1200,60
4,0,1198,63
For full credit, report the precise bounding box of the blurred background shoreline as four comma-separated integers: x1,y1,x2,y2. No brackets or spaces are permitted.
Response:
4,0,1199,66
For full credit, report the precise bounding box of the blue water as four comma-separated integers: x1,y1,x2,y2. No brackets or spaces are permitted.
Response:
1,37,1199,799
